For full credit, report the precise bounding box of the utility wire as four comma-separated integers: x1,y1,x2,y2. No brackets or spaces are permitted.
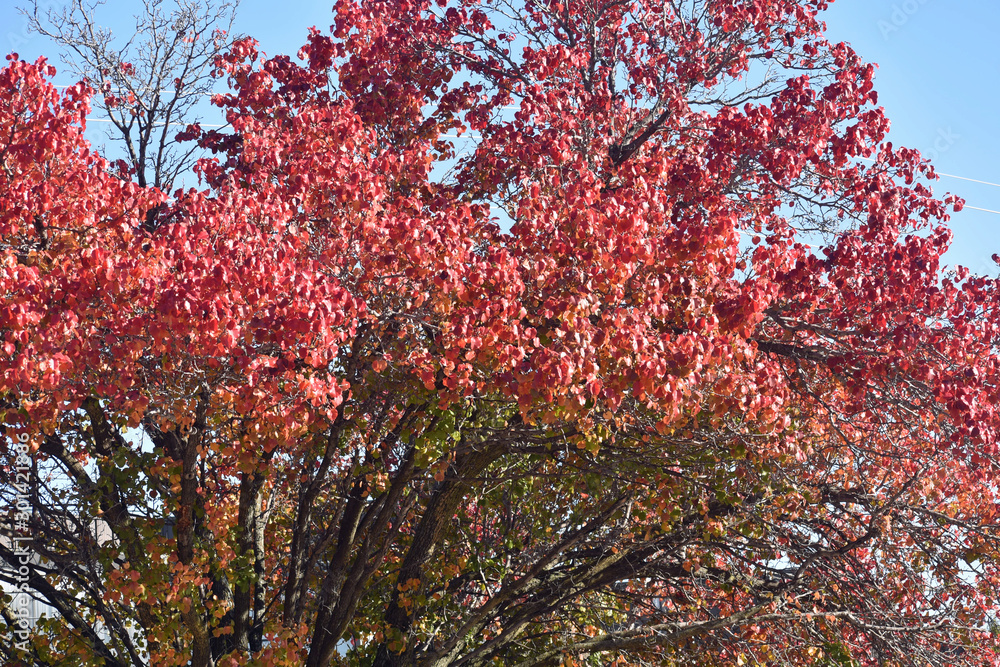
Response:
934,173,1000,189
857,155,1000,213
52,83,218,98
83,117,226,128
53,83,1000,196
962,205,1000,215
76,118,1000,214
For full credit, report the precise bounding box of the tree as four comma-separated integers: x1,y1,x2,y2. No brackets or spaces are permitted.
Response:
22,0,239,193
2,0,1000,665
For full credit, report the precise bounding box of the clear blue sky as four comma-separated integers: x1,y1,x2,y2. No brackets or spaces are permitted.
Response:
3,0,999,272
820,1,1000,276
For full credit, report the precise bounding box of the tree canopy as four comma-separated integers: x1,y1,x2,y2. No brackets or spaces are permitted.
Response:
3,0,1000,665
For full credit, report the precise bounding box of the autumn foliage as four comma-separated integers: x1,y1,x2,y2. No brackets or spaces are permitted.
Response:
3,0,1000,665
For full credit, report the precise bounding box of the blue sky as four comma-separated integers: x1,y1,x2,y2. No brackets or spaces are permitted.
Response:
820,1,1000,275
2,0,999,271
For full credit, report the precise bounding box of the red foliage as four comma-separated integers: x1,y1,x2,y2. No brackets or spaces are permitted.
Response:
2,1,1000,665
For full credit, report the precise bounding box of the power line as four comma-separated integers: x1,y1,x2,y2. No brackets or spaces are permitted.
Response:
73,120,1000,216
436,141,1000,215
52,83,218,98
55,84,1000,197
934,172,1000,189
905,170,1000,216
83,117,226,128
858,155,1000,195
962,205,1000,216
